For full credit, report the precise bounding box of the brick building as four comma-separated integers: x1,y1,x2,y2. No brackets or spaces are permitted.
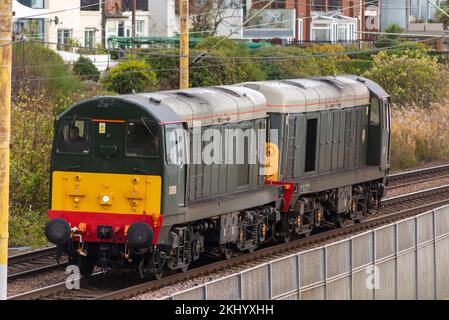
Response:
249,0,370,43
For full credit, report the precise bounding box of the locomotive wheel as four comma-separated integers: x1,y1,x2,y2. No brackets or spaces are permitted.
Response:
153,269,163,280
181,264,189,273
302,231,311,238
337,218,353,228
283,233,291,243
354,216,367,224
224,247,233,260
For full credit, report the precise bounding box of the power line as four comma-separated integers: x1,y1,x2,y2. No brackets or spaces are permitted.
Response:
359,31,449,38
12,37,440,83
14,0,377,40
0,39,26,47
7,32,443,71
428,0,449,19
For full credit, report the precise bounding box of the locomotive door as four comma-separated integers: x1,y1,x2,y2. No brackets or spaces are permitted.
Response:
286,114,305,179
165,124,187,211
367,97,382,166
382,99,391,166
293,114,305,178
94,120,126,171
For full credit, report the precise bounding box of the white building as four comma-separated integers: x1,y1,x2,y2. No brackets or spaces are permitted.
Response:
12,0,177,50
12,0,49,39
380,0,446,31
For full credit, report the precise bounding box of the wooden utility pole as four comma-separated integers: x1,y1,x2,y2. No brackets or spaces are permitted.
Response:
101,0,106,48
179,0,189,89
132,0,136,56
0,0,12,301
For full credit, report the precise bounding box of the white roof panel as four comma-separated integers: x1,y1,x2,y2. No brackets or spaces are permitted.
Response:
242,76,370,113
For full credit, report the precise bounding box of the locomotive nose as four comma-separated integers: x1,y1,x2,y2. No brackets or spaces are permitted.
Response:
126,222,154,249
45,218,71,245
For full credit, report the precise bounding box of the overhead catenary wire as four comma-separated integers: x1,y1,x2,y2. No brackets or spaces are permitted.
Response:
11,37,441,83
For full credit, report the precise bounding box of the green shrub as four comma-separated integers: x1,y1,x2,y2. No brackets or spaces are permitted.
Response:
384,23,404,38
364,49,449,108
252,44,352,80
102,59,157,94
9,209,48,247
252,46,315,80
142,37,266,90
12,42,84,101
9,91,55,247
340,59,373,75
73,56,100,82
143,49,180,90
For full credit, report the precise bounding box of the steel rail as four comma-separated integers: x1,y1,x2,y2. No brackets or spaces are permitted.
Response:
8,246,67,280
387,163,449,189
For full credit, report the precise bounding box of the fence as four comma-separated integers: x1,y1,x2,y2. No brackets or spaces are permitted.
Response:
163,205,449,300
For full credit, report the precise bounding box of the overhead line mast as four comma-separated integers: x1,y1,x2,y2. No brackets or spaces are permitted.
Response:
180,0,189,89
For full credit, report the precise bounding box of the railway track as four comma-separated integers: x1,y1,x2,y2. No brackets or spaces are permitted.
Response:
8,246,67,280
10,162,441,284
387,163,449,189
9,183,449,300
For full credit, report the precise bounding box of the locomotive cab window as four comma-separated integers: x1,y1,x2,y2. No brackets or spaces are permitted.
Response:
370,98,380,126
125,120,160,157
56,119,90,154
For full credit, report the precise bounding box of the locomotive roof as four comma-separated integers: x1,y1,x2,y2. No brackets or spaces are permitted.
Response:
131,85,267,127
60,76,387,127
242,76,371,113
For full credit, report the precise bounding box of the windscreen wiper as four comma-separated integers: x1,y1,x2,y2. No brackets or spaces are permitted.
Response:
141,117,154,137
70,113,77,129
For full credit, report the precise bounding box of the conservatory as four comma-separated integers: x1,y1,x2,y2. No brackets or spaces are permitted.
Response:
310,13,358,43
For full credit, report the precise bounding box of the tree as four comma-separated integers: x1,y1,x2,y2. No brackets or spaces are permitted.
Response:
188,0,245,35
12,42,84,101
102,59,157,94
436,1,449,29
73,56,100,82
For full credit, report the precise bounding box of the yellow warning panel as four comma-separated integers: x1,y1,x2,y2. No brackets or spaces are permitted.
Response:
51,171,161,217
